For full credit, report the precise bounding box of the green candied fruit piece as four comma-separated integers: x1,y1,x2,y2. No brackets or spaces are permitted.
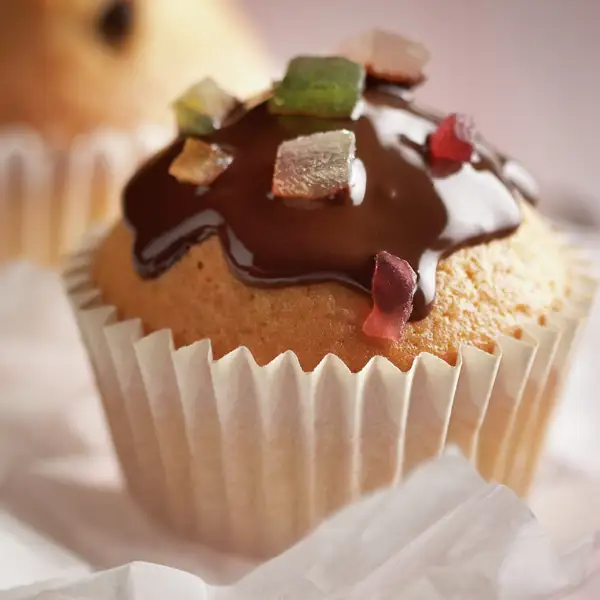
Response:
269,56,365,119
173,77,239,135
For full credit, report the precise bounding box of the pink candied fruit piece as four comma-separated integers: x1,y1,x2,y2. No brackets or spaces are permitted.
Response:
362,251,417,342
428,113,475,162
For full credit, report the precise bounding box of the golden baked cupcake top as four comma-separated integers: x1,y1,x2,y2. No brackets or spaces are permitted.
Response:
122,30,537,344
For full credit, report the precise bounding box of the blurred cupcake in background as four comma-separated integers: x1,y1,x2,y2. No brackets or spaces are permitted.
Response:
0,0,270,264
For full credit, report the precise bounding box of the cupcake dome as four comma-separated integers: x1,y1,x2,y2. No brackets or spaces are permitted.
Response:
93,47,570,372
68,31,594,558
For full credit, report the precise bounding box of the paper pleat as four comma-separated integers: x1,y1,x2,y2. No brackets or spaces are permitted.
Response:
174,341,231,548
500,324,561,485
0,126,170,265
445,345,500,462
403,354,460,475
63,230,597,558
477,333,538,481
104,322,171,524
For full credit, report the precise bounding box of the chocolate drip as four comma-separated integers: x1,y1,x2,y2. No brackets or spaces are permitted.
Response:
124,84,522,320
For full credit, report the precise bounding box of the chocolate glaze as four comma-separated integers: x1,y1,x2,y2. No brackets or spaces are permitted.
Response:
124,83,523,320
500,156,540,206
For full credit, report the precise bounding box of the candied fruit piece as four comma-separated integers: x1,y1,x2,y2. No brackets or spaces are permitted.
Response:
362,251,417,342
338,29,430,86
269,56,365,119
169,138,233,186
173,78,240,135
428,114,475,162
272,130,356,203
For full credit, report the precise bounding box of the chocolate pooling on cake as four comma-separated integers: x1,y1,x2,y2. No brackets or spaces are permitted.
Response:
124,31,524,322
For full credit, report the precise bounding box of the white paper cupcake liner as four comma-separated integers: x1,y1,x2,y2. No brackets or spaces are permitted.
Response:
0,126,171,265
63,228,597,558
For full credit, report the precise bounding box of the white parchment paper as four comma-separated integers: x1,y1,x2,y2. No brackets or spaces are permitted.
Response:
0,455,598,600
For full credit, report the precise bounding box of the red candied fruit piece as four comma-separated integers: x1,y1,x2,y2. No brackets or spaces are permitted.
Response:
428,113,475,162
362,251,417,342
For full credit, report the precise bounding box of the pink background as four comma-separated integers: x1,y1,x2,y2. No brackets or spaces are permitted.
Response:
241,0,600,225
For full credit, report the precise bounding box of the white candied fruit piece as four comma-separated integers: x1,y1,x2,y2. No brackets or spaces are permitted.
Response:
272,130,356,200
338,29,430,85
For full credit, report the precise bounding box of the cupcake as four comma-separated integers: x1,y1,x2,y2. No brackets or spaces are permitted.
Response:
0,0,269,264
64,30,596,558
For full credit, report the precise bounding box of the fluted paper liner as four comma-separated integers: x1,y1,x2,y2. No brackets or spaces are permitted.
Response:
63,228,597,558
0,126,170,265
